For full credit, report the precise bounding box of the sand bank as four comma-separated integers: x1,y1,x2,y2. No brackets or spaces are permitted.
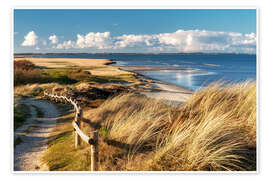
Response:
141,81,193,105
14,57,132,76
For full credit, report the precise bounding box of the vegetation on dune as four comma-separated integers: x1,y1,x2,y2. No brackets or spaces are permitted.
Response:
43,81,256,171
14,60,43,86
14,83,58,97
84,81,256,171
14,60,137,87
148,81,256,171
14,60,79,86
14,103,31,130
14,60,36,70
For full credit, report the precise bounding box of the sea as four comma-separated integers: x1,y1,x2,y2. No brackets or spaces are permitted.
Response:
28,53,256,91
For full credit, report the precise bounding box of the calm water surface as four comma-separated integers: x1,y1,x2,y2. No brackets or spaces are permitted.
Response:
35,53,256,91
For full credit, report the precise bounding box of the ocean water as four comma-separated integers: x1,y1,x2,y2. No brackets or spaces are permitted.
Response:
35,53,256,91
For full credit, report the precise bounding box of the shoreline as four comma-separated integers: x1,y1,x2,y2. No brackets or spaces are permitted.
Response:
117,65,192,71
117,65,193,104
118,65,194,93
15,57,194,104
15,57,193,92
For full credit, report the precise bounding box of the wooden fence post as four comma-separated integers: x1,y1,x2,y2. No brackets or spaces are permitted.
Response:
74,106,82,148
74,109,81,148
90,131,98,171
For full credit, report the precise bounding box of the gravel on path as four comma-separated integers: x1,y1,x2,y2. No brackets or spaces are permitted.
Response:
14,98,60,171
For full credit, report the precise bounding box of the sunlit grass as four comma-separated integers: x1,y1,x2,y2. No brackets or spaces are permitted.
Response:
42,81,256,171
84,81,256,171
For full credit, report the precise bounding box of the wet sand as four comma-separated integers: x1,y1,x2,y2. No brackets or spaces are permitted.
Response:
119,65,194,105
118,65,190,71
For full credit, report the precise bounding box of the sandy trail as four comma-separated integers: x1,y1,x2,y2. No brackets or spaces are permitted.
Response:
14,98,60,171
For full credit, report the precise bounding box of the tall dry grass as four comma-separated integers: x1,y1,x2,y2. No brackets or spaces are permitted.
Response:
14,83,67,97
148,81,256,171
85,81,256,171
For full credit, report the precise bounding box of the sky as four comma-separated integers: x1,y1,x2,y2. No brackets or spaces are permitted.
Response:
14,9,257,53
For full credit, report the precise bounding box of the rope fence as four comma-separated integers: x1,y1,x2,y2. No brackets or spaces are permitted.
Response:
43,91,98,171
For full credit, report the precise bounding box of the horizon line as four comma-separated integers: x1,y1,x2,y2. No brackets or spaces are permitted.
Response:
14,52,256,55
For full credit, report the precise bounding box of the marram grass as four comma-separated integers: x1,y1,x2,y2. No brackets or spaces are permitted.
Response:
85,81,256,171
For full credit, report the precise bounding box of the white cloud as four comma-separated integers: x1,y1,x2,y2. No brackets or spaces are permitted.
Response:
113,29,256,53
54,32,112,50
76,32,112,49
49,35,58,44
21,31,38,46
114,34,155,48
42,40,47,46
55,40,75,49
53,29,256,53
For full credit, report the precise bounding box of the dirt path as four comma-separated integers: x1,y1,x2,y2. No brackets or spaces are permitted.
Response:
14,98,60,171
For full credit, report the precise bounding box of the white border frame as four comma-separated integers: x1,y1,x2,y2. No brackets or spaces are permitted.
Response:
11,7,259,175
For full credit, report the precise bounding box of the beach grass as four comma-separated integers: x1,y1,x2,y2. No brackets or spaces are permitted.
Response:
83,81,256,171
43,81,256,171
146,81,256,171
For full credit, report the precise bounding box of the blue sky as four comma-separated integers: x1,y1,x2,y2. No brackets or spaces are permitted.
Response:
14,9,256,53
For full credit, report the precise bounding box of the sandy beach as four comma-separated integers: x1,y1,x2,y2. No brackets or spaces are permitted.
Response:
118,65,193,104
142,82,193,105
